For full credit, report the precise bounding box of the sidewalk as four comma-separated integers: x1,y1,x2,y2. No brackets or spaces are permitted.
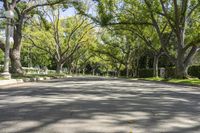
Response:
0,75,73,87
0,79,24,86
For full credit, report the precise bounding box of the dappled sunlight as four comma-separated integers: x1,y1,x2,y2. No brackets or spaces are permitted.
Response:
1,121,41,133
0,77,200,133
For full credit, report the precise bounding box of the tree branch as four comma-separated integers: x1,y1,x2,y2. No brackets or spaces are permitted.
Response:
183,37,200,51
22,0,68,14
184,45,198,66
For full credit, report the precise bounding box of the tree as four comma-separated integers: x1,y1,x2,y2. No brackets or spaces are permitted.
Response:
21,44,52,68
158,0,200,78
0,0,80,74
83,0,164,77
91,0,200,78
24,8,95,73
93,29,139,77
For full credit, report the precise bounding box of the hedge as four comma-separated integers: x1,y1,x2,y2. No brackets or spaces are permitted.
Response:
165,67,176,78
188,66,200,78
138,68,154,78
139,65,200,78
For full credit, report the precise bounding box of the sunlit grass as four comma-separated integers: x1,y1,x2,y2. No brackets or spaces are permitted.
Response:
144,77,200,85
0,77,7,80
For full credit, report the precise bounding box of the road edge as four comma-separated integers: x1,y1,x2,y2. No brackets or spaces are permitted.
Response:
0,75,72,87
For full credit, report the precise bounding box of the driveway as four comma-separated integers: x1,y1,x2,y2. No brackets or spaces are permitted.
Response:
0,77,200,133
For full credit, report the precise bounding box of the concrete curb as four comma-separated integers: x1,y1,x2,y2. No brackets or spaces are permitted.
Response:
0,79,23,86
0,75,72,87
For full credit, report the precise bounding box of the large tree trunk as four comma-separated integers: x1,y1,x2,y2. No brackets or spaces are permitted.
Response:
136,57,140,78
92,69,95,76
175,45,198,79
106,68,109,76
175,61,188,79
146,56,149,69
10,48,23,74
125,63,129,78
153,54,159,78
175,25,190,79
116,67,121,77
117,71,120,77
175,45,186,78
10,22,23,74
56,62,63,74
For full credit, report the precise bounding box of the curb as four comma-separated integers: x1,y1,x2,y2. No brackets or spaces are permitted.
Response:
0,79,23,86
0,75,72,87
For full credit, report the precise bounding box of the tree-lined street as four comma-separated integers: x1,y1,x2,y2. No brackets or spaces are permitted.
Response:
0,1,200,132
0,77,200,133
0,0,200,79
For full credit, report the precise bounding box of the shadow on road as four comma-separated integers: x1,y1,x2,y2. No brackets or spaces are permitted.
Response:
0,77,200,133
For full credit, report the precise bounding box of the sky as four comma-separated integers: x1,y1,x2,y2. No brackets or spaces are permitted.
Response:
0,1,96,18
61,7,76,18
60,1,97,18
0,2,75,17
0,2,3,15
0,1,97,36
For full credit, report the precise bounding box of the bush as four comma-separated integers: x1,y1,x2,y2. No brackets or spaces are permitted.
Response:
165,66,200,79
139,65,200,79
138,68,154,78
165,67,176,78
138,67,175,78
188,66,200,79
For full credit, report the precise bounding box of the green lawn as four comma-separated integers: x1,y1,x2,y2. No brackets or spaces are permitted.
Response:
143,77,200,86
0,77,7,80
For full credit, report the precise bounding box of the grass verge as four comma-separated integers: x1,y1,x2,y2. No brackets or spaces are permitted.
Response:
0,77,7,80
143,77,200,86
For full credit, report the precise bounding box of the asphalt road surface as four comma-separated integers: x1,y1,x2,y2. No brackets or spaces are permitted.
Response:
0,77,200,133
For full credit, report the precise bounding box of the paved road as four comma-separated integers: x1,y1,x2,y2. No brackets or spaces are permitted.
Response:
0,77,200,133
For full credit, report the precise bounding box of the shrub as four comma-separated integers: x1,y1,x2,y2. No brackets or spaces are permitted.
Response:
188,66,200,79
165,67,176,78
138,68,154,78
139,66,200,79
138,67,176,78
